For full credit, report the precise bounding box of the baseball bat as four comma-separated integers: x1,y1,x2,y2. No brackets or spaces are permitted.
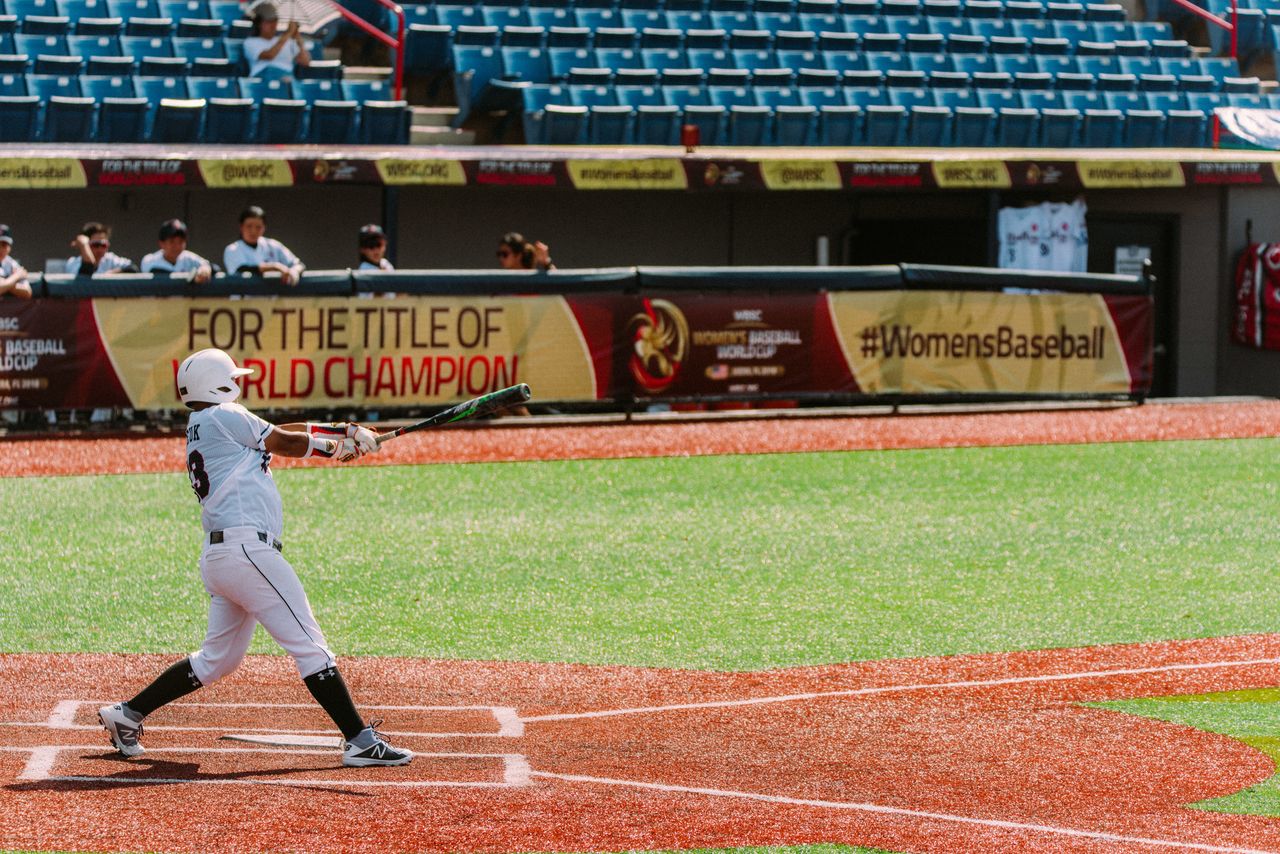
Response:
374,383,532,446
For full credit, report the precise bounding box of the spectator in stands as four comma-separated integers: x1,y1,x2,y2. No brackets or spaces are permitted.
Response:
244,2,312,82
66,222,136,276
0,225,31,300
357,224,393,270
223,205,305,285
141,219,213,283
497,232,555,271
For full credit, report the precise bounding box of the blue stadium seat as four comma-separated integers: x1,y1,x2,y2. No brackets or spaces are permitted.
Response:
189,55,231,75
1057,72,1094,91
96,94,147,139
972,71,1014,91
248,94,301,141
1122,109,1162,146
773,103,816,143
798,85,844,107
0,93,39,138
964,0,1004,17
67,33,120,56
26,70,79,95
187,72,234,99
710,10,755,31
544,25,589,48
10,0,60,17
171,34,220,58
75,15,123,34
904,31,943,53
22,14,71,34
450,43,503,123
567,65,613,84
134,72,185,101
1053,20,1091,42
434,5,480,28
308,98,357,143
887,85,930,108
927,17,970,37
1164,108,1206,147
63,0,110,17
520,82,568,142
453,24,498,47
685,29,728,52
795,67,837,86
727,103,770,143
575,7,620,30
85,53,131,73
502,46,551,83
547,46,594,80
882,0,922,16
862,32,903,52
0,54,28,72
616,83,662,107
995,107,1037,145
15,33,67,55
706,84,751,108
121,33,171,56
622,8,664,30
44,93,94,139
952,105,994,145
147,94,200,139
632,102,678,142
358,99,407,143
1097,72,1137,91
818,102,861,143
157,0,204,19
124,16,173,35
293,77,339,103
864,103,905,143
776,29,818,52
1079,108,1122,145
818,30,859,53
1038,107,1079,146
641,25,683,48
538,102,586,142
403,23,450,75
175,17,221,37
846,85,886,107
526,5,572,30
483,5,529,29
683,103,726,143
33,52,80,73
109,0,158,16
595,26,638,48
933,86,975,108
906,104,949,144
205,0,239,25
82,71,132,98
1046,2,1085,19
139,54,184,74
951,54,993,75
586,104,632,143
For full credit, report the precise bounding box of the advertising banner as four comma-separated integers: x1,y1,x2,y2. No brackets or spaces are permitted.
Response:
827,291,1151,394
0,288,1152,410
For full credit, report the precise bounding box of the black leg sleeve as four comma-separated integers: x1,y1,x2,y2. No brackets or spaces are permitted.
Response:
127,657,203,718
303,666,365,741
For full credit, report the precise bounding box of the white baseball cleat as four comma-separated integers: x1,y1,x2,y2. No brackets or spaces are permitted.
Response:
98,703,145,757
342,720,413,767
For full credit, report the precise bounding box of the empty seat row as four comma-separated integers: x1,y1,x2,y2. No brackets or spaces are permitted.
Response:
2,72,393,103
402,0,1134,20
0,49,342,78
521,79,1276,111
0,92,410,142
0,0,245,22
4,13,247,37
520,99,1211,146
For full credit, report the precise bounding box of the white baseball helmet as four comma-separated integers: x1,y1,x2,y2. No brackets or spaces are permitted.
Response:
177,348,253,407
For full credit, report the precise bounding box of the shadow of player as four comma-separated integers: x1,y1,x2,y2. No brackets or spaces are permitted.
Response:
4,752,373,797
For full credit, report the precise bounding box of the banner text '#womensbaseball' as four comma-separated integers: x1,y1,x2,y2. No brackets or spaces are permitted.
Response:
860,325,1108,360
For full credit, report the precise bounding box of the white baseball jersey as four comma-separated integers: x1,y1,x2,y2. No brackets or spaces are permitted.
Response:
185,402,283,538
0,255,26,283
999,199,1089,274
65,251,134,275
997,204,1045,271
141,248,212,274
223,237,302,276
184,402,335,684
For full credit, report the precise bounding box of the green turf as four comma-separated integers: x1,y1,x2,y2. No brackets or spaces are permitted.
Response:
1094,688,1280,817
3,438,1280,669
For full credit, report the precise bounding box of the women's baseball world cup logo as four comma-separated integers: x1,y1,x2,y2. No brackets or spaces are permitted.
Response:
628,298,689,392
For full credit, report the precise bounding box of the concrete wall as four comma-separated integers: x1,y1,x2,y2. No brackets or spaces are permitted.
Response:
2,181,1270,398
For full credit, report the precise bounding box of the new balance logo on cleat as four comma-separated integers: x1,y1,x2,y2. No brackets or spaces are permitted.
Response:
98,703,145,758
342,736,413,767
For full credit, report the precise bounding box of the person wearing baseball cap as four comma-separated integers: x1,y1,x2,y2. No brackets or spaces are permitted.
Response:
0,225,32,299
356,224,393,271
141,219,213,284
244,1,311,81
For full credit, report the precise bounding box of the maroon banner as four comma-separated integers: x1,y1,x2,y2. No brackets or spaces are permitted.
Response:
0,300,130,409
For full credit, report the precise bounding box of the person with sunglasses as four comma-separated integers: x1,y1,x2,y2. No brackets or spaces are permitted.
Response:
356,224,393,271
66,222,136,276
496,232,555,271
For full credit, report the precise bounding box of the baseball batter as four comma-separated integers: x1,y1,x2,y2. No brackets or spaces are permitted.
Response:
98,348,412,767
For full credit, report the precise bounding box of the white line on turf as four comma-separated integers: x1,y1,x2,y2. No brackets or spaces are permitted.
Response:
520,656,1280,723
530,770,1278,854
17,747,59,781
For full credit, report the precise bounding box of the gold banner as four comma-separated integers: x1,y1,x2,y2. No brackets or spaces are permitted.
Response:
1077,160,1185,189
931,160,1012,189
566,159,687,190
91,296,597,409
0,158,87,188
374,159,467,186
827,291,1133,394
197,159,293,188
759,160,842,190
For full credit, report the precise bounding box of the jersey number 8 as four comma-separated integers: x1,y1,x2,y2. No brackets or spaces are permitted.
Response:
188,451,210,500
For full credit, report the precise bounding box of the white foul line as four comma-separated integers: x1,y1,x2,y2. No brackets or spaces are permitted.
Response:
530,771,1280,854
520,656,1280,723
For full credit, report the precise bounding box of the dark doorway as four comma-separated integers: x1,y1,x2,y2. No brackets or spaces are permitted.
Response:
841,217,990,266
1086,214,1179,397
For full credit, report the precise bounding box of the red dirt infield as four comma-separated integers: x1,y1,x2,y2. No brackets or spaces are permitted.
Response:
6,636,1280,853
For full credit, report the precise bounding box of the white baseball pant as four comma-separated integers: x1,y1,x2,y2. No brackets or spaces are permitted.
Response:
188,526,336,685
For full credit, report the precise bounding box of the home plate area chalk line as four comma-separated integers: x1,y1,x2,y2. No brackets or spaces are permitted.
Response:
10,638,1280,852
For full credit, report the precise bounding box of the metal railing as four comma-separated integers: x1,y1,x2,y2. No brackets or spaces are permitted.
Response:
1165,0,1238,59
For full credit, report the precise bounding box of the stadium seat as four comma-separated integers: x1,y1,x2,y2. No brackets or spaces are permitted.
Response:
294,57,340,79
22,14,71,35
1079,108,1122,146
773,103,816,144
683,103,726,144
995,107,1037,145
632,103,678,142
359,99,408,143
67,33,119,56
187,72,235,99
451,43,504,124
404,23,450,75
124,16,173,36
0,54,29,72
189,55,230,75
139,55,184,75
27,70,80,96
109,0,159,16
1122,109,1162,147
1164,108,1206,146
82,71,133,98
501,25,545,48
952,105,994,145
483,5,529,29
175,17,220,37
864,103,905,144
0,94,39,139
295,77,340,102
585,104,632,143
149,94,201,140
121,33,172,57
726,102,770,143
616,83,663,107
85,54,133,73
906,104,949,144
10,0,61,20
595,26,639,48
546,26,590,48
43,93,94,139
502,45,552,84
253,95,303,142
75,16,124,34
1039,107,1079,146
63,0,110,17
96,94,148,139
309,98,358,143
15,33,68,55
538,102,586,142
527,6,572,30
34,53,82,73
